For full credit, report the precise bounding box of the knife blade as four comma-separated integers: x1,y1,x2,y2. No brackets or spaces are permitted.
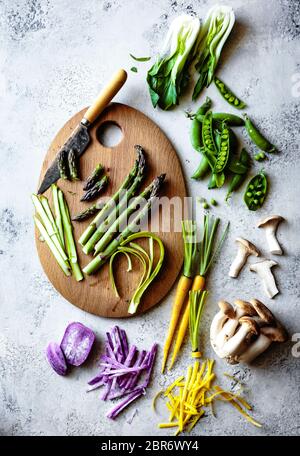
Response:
37,69,127,194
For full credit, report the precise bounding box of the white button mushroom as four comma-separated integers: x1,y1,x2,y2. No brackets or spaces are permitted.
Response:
257,215,285,255
250,259,279,298
229,238,260,278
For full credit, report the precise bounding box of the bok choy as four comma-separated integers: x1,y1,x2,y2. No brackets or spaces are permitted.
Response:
147,15,200,110
192,5,235,100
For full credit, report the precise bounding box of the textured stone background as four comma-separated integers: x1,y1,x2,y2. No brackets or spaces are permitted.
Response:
0,0,299,436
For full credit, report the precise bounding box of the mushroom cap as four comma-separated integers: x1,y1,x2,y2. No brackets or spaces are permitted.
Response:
218,300,235,319
250,258,278,271
260,325,288,342
234,299,256,316
250,299,275,324
239,316,259,336
235,237,260,256
257,215,284,228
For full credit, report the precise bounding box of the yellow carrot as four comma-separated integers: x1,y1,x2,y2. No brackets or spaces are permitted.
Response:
169,275,205,369
161,220,198,373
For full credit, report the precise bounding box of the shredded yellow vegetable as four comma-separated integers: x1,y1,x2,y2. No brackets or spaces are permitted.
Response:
155,359,262,435
191,351,202,358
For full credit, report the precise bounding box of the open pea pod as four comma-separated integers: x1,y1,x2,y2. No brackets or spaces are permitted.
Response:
213,122,230,173
244,171,268,211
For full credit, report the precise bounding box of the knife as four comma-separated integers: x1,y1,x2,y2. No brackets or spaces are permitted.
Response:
37,69,127,194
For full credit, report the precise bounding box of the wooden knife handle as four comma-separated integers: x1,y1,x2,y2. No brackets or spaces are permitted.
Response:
83,69,127,124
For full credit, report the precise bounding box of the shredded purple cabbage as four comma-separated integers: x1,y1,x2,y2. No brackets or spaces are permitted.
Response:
87,325,157,419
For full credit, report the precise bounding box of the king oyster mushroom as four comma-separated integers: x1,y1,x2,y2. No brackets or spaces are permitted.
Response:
229,238,260,278
250,259,279,298
257,215,284,255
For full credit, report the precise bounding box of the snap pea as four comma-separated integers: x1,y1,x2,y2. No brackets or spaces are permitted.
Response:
197,112,244,127
208,171,225,189
213,122,230,173
244,114,276,153
214,77,246,110
191,154,210,180
202,111,218,156
244,171,268,211
190,97,212,152
226,148,251,201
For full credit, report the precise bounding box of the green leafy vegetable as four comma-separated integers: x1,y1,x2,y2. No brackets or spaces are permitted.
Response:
192,5,235,100
147,14,200,110
130,54,151,62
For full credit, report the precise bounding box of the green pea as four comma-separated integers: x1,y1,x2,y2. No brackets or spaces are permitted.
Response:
210,198,217,206
202,202,209,209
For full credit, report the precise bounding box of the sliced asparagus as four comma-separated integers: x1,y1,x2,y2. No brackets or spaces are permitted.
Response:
82,153,146,255
52,184,64,248
83,174,165,275
58,149,68,180
72,202,105,222
68,148,79,180
58,189,83,281
83,163,104,191
32,194,68,264
78,146,145,247
93,176,161,255
80,175,108,202
34,216,71,276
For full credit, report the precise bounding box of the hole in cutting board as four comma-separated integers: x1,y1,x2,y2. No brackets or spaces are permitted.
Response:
97,121,123,148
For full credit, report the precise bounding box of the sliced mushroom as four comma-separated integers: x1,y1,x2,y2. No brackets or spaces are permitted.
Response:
229,238,260,278
257,215,284,255
220,317,259,358
250,259,279,298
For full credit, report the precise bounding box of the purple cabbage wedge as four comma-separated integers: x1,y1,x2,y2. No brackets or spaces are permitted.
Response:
87,325,157,420
60,322,95,366
46,342,68,376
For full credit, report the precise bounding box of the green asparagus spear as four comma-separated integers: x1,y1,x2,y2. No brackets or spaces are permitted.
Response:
81,148,146,253
68,148,79,180
93,175,163,255
72,202,105,222
52,184,64,248
80,175,108,202
58,150,68,180
83,174,165,275
78,146,145,247
83,163,104,191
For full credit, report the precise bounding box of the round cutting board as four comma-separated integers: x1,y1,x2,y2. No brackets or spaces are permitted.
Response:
36,103,187,318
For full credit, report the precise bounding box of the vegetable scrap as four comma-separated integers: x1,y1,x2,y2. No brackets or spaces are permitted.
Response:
130,54,151,62
210,299,288,363
130,67,138,73
87,326,157,419
109,231,165,314
154,360,262,435
32,185,83,281
46,322,95,375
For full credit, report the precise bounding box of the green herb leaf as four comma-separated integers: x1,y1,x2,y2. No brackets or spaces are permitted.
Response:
130,54,151,62
130,66,138,73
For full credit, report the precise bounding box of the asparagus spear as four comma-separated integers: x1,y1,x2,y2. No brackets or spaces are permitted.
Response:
93,175,161,255
57,149,68,180
78,146,145,247
34,216,71,276
58,189,83,281
83,174,165,275
83,163,104,191
32,194,68,264
72,202,105,222
80,175,108,202
68,148,79,180
52,184,64,248
82,152,146,255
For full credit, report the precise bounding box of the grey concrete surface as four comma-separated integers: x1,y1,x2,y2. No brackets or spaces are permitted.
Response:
0,0,299,436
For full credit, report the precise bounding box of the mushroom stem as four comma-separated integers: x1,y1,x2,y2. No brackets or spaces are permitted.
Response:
250,260,279,299
265,226,282,255
237,334,272,363
229,250,248,278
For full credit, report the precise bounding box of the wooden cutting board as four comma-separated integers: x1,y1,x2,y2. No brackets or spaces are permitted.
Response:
36,103,187,318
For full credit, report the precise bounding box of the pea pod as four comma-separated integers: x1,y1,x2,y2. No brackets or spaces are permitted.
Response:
226,148,251,201
244,171,268,211
197,112,244,127
244,114,276,153
202,111,218,156
213,123,230,173
190,97,212,152
214,77,246,110
191,154,210,180
208,172,225,189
